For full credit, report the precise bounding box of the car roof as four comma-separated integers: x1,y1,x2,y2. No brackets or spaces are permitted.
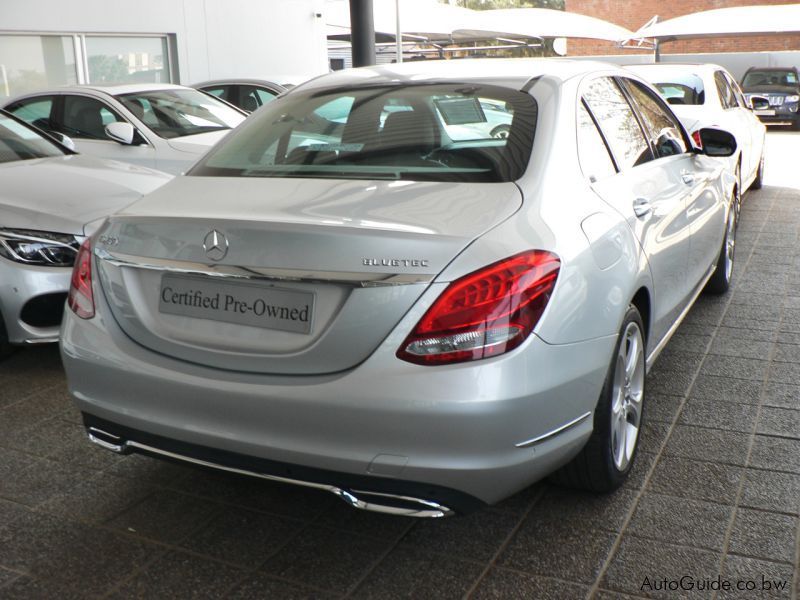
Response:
627,63,724,75
191,78,286,90
12,83,193,97
296,58,626,93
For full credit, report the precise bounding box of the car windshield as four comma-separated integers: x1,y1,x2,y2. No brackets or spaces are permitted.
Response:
652,75,705,105
742,70,798,87
0,112,65,163
118,89,245,139
190,83,537,183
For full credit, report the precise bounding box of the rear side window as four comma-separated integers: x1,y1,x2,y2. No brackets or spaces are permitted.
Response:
191,83,537,183
652,74,705,106
6,96,55,132
577,101,616,182
623,79,688,158
582,77,652,171
714,72,737,109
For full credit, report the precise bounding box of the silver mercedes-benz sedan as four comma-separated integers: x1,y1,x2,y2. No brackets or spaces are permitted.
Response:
0,110,171,357
61,59,737,517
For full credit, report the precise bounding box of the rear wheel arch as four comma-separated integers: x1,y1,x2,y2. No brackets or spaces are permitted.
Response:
630,286,651,345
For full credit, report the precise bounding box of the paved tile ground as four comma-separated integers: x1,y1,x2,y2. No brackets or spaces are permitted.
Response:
2,143,800,598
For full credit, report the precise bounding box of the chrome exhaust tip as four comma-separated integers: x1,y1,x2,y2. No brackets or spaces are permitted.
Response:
87,427,131,454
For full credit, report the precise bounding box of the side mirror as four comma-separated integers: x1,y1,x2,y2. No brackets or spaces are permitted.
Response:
49,131,76,151
105,122,135,145
698,127,737,157
749,95,770,111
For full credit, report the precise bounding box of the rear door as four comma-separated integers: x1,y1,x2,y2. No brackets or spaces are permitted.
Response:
581,75,693,346
715,70,753,181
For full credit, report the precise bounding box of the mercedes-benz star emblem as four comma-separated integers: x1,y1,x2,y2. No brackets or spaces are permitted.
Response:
203,229,228,261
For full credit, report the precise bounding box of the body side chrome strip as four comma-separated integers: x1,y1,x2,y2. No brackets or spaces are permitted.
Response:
86,428,453,518
645,264,716,371
515,411,593,448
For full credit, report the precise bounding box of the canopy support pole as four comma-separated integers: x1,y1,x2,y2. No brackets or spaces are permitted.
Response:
350,0,376,67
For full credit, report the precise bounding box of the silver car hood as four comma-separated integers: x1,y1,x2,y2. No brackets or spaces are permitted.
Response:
98,176,524,375
0,155,171,235
164,130,231,154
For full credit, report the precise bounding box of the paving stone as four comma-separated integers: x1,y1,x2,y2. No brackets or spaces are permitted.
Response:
110,550,245,599
700,355,769,382
180,508,302,569
0,566,21,588
772,343,800,363
262,526,392,592
708,332,773,360
626,493,732,552
353,545,484,600
528,486,637,533
400,506,520,562
471,568,589,599
749,435,800,474
649,351,704,376
0,457,89,508
724,304,783,324
498,519,616,584
729,508,797,564
719,555,794,599
678,398,758,433
601,536,720,599
690,375,762,405
638,421,671,455
227,574,336,599
768,361,800,385
107,489,220,544
762,382,800,409
622,451,658,491
0,576,92,600
646,393,683,424
646,369,695,396
105,453,194,488
757,407,800,439
648,456,743,504
658,332,712,356
664,425,751,466
740,469,800,515
314,500,413,541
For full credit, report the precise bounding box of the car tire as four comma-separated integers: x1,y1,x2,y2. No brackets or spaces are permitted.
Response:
734,162,743,226
551,304,645,492
704,201,736,295
750,153,765,190
490,124,510,139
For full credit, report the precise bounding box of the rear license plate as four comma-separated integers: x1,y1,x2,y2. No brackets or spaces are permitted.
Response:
159,274,314,334
756,109,776,116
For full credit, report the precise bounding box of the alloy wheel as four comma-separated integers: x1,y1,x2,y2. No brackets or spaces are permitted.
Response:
610,321,644,471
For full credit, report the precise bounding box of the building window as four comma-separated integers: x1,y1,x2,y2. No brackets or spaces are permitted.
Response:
85,36,170,84
0,35,77,100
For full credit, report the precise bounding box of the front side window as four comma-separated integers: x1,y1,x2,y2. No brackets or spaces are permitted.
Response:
583,77,652,171
624,79,688,158
117,88,245,139
0,112,65,163
714,72,737,109
191,83,537,183
61,95,125,139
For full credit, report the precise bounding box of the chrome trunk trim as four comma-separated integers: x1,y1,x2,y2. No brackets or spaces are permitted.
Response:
514,411,592,448
86,428,453,518
94,248,433,287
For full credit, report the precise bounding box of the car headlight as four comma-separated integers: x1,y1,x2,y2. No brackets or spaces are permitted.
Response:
786,95,800,103
0,229,81,267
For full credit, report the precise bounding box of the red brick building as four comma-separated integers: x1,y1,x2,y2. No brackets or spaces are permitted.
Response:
566,0,800,55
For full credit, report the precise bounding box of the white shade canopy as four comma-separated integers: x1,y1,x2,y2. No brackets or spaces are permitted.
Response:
325,0,634,42
629,4,800,41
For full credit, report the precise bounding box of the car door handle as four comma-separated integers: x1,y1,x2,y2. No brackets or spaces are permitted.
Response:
633,197,652,218
681,171,695,185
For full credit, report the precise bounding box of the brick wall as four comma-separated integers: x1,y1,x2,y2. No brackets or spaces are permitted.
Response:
567,0,800,56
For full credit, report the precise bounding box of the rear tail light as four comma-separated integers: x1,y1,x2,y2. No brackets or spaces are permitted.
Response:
691,130,703,149
397,250,560,366
67,238,94,319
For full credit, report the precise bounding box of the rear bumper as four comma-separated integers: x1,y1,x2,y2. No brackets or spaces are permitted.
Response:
61,291,615,507
0,259,70,345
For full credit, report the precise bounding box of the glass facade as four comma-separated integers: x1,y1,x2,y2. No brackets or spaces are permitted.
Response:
0,35,77,100
0,33,171,101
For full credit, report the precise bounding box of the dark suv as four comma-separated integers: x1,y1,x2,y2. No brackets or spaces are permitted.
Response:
741,67,800,129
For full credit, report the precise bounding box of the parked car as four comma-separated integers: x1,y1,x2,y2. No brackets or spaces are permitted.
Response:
61,59,738,517
0,109,171,357
2,84,246,175
741,66,800,130
192,79,287,113
627,63,766,221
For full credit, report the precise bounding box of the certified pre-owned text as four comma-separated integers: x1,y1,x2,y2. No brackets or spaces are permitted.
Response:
161,287,310,322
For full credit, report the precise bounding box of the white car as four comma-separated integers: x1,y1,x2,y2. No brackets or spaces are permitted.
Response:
627,63,767,219
2,84,246,175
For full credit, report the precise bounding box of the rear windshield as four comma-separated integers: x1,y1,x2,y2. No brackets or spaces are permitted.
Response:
0,112,65,163
652,75,705,106
742,70,798,87
190,83,537,183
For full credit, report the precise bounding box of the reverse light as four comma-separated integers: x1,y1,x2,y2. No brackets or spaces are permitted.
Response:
67,238,95,319
397,251,560,365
